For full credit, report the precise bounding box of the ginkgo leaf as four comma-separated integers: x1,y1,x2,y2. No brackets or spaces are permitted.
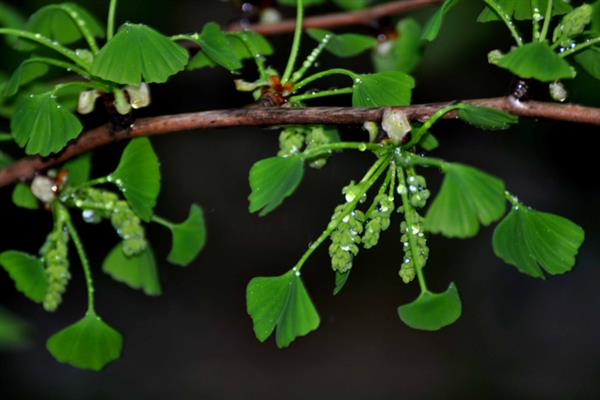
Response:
194,22,242,71
575,47,600,80
62,153,91,187
422,0,460,42
47,311,123,371
478,0,572,23
103,243,161,295
91,23,189,85
398,283,462,331
333,271,350,295
458,104,518,130
496,42,576,82
247,270,320,348
108,138,161,222
166,204,207,266
493,206,585,278
11,92,83,156
372,19,423,73
425,163,506,238
249,156,304,216
352,71,415,107
12,183,38,209
16,3,104,51
0,250,47,303
307,28,377,58
2,58,49,98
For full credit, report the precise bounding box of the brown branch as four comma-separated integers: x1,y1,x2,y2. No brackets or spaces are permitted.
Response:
1,97,600,188
227,0,443,35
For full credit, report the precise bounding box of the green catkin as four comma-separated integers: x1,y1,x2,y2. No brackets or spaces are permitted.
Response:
329,205,366,273
363,194,394,249
304,125,339,169
277,126,305,157
40,209,70,312
277,125,339,168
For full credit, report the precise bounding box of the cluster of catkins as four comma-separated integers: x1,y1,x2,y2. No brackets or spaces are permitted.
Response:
278,125,340,168
40,211,70,312
70,188,147,256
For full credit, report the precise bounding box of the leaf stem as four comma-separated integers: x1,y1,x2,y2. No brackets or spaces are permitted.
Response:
291,33,332,83
60,203,96,313
294,68,358,91
24,57,90,79
404,104,463,148
107,0,118,41
233,32,269,80
560,36,600,57
483,0,524,46
300,141,383,160
290,87,353,103
397,166,428,293
402,153,448,170
293,154,390,271
281,0,304,85
151,215,174,229
539,0,553,42
0,28,90,69
54,3,100,53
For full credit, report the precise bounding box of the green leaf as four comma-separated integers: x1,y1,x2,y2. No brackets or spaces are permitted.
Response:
307,28,377,58
16,3,104,51
552,4,593,47
194,22,242,71
166,204,207,266
63,153,91,187
109,138,161,222
247,270,320,348
398,283,462,331
0,149,13,168
0,2,25,29
372,19,423,73
249,156,304,216
478,0,572,23
0,250,47,303
496,42,576,82
458,104,518,130
11,92,83,156
0,307,31,349
574,47,600,80
12,183,38,209
333,271,350,295
425,163,506,238
422,0,460,42
91,23,189,85
2,58,49,98
47,312,123,371
103,243,161,295
493,206,585,278
352,71,415,107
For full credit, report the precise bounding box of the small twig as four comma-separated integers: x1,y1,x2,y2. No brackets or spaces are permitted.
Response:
1,97,600,188
228,0,443,35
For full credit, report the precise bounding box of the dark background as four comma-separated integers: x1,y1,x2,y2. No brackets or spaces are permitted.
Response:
1,0,599,398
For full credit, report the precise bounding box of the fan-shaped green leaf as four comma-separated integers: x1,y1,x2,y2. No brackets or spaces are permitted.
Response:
12,183,38,209
11,92,83,156
247,270,320,348
2,58,49,98
0,250,47,303
62,153,91,187
307,28,377,58
493,206,585,278
249,155,304,216
478,0,572,23
575,47,600,79
109,138,161,222
496,42,576,82
398,283,462,331
372,19,423,73
422,0,460,42
103,243,161,295
91,23,189,85
165,204,206,266
458,104,518,130
425,163,506,238
47,311,123,371
333,271,350,295
195,22,242,71
352,71,415,107
16,3,104,52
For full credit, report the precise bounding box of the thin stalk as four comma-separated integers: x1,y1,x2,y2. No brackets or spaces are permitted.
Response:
107,0,118,41
0,28,90,69
290,87,353,103
366,161,394,216
293,154,390,271
404,104,463,148
397,166,428,293
52,81,111,96
235,32,269,80
291,34,332,83
403,153,448,170
53,4,99,53
281,0,304,84
560,37,600,57
294,68,358,91
60,203,96,313
539,0,553,42
301,141,383,160
483,0,524,46
24,57,90,79
71,176,109,191
152,215,174,229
